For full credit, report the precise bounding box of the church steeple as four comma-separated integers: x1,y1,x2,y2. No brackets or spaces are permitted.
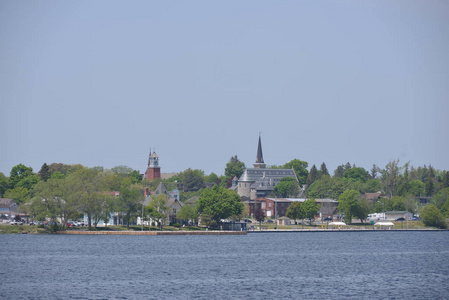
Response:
145,148,161,180
254,134,266,168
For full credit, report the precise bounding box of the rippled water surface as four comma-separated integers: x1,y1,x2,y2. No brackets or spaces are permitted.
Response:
1,231,448,299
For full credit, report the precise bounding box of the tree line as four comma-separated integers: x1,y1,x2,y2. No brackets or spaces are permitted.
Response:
1,156,448,229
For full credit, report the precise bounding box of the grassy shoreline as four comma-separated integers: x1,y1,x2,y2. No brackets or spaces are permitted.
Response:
1,221,444,234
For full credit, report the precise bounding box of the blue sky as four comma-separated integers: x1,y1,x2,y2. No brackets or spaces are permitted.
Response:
1,0,448,177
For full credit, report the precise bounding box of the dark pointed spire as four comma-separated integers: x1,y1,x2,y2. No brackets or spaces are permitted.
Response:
254,134,266,168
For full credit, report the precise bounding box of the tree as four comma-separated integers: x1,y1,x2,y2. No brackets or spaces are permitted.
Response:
352,198,370,223
254,203,265,227
196,185,243,222
302,199,320,225
117,185,144,229
4,187,29,205
15,174,39,190
38,163,51,182
432,188,449,209
307,176,348,199
404,179,425,196
379,159,403,198
370,164,378,179
147,193,170,229
64,168,103,229
286,201,302,224
0,173,8,197
129,170,142,184
176,205,198,225
225,155,246,179
306,165,319,186
420,204,447,229
334,165,344,178
344,167,369,183
319,162,329,178
442,171,449,189
277,159,309,186
178,168,205,192
9,164,35,189
31,177,78,229
204,172,219,184
111,165,134,175
344,162,352,172
338,189,359,224
273,177,300,198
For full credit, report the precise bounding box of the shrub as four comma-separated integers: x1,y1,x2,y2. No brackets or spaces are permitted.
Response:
173,223,181,228
421,204,447,229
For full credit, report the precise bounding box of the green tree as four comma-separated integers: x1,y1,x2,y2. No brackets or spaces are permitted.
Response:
286,201,302,224
344,167,369,183
176,205,198,225
319,162,329,179
404,179,426,196
352,198,370,223
306,165,319,186
205,172,219,184
15,173,39,190
31,177,79,229
117,185,144,229
111,165,134,175
4,187,29,205
334,165,345,178
338,189,360,224
196,185,243,222
379,159,403,197
420,204,447,229
147,193,170,229
129,170,143,184
307,176,348,199
178,168,205,192
0,172,8,197
277,159,309,186
370,164,378,179
302,199,320,225
224,155,246,179
273,177,300,198
9,164,35,189
38,163,51,182
432,187,449,209
64,168,103,229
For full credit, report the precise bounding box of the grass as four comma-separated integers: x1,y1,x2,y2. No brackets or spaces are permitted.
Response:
0,224,47,234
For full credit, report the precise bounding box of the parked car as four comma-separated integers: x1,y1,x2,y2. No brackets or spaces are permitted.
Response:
10,220,24,225
323,217,332,221
412,216,420,221
396,217,405,221
66,222,75,227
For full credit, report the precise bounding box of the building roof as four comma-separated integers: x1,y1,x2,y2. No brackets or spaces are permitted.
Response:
239,168,297,182
256,197,338,204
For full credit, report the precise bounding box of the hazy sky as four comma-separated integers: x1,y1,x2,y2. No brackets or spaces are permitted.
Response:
1,0,448,177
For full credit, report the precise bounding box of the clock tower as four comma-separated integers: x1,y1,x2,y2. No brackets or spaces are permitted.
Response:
144,149,161,180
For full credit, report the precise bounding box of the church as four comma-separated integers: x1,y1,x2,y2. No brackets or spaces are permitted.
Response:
233,135,299,200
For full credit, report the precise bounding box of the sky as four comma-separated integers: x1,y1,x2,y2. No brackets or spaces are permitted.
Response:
1,0,448,177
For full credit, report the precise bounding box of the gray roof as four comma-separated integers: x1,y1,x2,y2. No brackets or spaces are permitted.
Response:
239,168,297,183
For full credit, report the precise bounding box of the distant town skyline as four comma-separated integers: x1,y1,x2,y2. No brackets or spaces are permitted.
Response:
1,1,448,176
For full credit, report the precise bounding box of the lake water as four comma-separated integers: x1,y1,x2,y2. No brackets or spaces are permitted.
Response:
1,231,448,299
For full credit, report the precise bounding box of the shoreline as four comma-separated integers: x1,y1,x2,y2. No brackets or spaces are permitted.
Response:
53,228,448,235
56,230,248,235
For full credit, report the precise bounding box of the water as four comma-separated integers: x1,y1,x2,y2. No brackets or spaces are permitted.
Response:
1,231,448,299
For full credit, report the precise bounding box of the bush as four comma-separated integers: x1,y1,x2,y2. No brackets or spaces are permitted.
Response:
421,204,447,229
173,223,181,228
